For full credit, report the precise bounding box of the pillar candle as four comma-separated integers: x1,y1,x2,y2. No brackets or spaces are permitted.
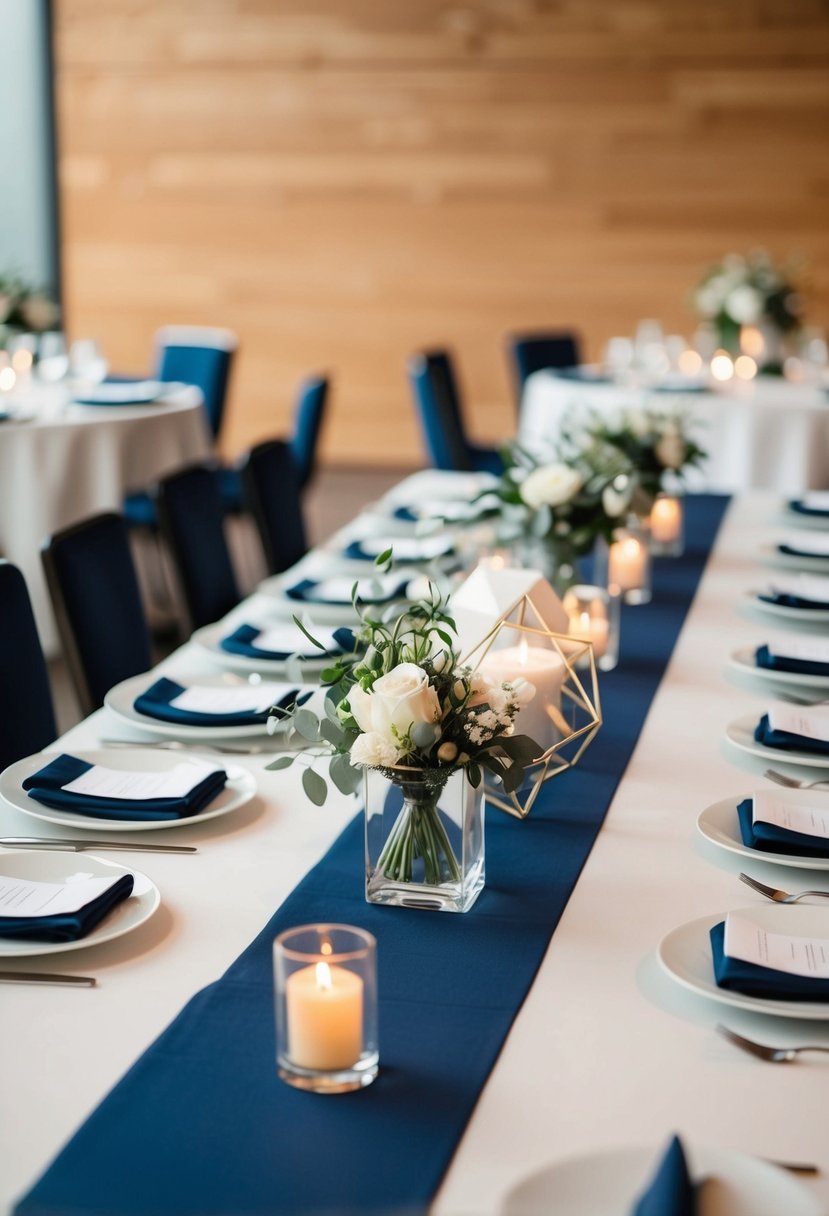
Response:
608,535,647,594
480,638,565,755
649,497,682,545
285,960,363,1071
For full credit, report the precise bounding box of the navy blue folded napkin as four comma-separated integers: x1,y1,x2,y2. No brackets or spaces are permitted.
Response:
778,541,829,559
341,538,453,565
134,677,299,727
759,587,829,609
755,644,829,677
219,624,355,662
710,920,829,1001
754,712,829,756
736,797,829,858
789,498,829,519
22,753,227,822
285,576,410,606
631,1136,696,1216
0,872,134,943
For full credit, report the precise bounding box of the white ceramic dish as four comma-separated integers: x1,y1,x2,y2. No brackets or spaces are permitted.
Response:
0,851,159,957
0,749,257,832
758,544,829,574
499,1142,820,1216
696,794,829,872
190,621,335,678
728,646,829,691
744,592,829,625
104,673,309,740
779,507,829,532
725,712,829,771
656,905,829,1020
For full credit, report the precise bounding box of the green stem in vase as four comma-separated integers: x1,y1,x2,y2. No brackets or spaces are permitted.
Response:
376,780,462,886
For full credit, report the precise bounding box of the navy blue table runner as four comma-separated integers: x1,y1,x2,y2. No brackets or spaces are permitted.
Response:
16,495,729,1216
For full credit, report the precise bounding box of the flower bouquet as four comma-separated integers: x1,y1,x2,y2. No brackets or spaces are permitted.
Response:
268,567,543,911
692,250,803,366
584,407,706,512
0,272,59,349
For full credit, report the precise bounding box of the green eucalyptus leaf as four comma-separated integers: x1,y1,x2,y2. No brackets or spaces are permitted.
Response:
293,708,321,742
265,755,295,771
301,766,328,806
319,717,348,747
329,753,363,796
374,547,393,567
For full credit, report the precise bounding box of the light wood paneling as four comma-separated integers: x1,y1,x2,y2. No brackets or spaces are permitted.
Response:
54,0,829,467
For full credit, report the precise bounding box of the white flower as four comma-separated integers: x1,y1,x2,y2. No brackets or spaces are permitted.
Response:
507,678,536,707
520,463,583,511
20,294,58,332
350,732,402,768
602,478,633,518
655,426,686,470
348,662,440,749
626,409,651,439
725,284,762,324
467,671,501,708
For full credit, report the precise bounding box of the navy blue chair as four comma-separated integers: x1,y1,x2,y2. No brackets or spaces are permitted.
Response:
41,513,153,717
124,326,239,529
241,440,308,576
407,350,502,475
155,463,241,633
0,562,57,768
291,374,329,490
508,331,582,408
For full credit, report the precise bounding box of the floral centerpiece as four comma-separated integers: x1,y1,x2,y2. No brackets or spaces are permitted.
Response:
692,250,803,365
268,570,542,911
583,407,706,511
0,272,59,349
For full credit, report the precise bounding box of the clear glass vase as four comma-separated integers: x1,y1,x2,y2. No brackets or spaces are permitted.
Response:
364,767,485,913
512,534,579,597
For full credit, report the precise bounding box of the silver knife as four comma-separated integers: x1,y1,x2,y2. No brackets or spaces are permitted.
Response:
0,837,197,854
0,970,96,986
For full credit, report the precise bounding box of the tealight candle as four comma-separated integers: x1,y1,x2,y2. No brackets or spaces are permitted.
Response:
274,924,378,1093
562,584,620,671
480,636,565,755
649,495,684,556
609,535,646,593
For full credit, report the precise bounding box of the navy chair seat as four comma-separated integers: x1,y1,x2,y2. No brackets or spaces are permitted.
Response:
218,466,245,514
408,350,502,475
0,562,57,769
508,330,582,409
291,375,329,490
123,490,158,530
241,440,308,576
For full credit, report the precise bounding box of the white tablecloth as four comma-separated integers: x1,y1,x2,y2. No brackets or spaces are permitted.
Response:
1,484,828,1214
0,381,211,654
520,372,829,496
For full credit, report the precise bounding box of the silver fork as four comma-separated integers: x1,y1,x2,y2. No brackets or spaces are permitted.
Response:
739,871,829,904
99,738,267,756
718,1023,829,1063
763,767,829,790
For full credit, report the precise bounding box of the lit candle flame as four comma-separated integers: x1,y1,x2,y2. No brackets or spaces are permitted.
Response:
315,961,333,991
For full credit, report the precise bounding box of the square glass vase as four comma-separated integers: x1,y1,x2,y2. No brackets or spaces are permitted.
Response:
363,766,485,913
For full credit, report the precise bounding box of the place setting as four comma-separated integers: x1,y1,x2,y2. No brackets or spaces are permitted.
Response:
758,531,829,574
743,573,829,624
190,614,359,680
725,701,829,772
781,492,829,529
727,636,829,693
697,785,829,871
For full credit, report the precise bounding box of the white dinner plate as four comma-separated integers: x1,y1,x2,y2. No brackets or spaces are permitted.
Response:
0,749,257,832
696,794,829,872
190,622,335,679
0,850,160,958
758,544,829,574
744,592,829,625
499,1143,820,1216
779,507,829,532
728,646,829,691
656,905,829,1020
257,573,433,625
725,712,829,771
104,672,311,740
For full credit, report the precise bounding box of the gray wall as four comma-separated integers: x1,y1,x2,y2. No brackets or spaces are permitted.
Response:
0,0,57,294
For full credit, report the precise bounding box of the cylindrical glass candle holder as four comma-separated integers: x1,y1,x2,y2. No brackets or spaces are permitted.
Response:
595,519,652,605
274,924,378,1094
562,584,620,672
648,493,684,558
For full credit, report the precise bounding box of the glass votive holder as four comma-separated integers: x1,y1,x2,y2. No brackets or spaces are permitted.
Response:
648,493,684,558
274,923,378,1094
595,519,651,606
562,584,620,672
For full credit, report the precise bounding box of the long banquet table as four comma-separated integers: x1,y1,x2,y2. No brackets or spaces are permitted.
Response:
2,480,829,1214
0,382,210,654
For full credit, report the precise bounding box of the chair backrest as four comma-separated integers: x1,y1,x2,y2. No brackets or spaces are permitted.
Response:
41,513,153,717
0,562,57,768
241,440,308,576
155,464,241,633
407,350,472,472
153,326,238,440
509,331,582,406
291,374,329,490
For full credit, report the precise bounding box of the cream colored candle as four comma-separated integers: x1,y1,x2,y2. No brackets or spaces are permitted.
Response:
286,960,363,1071
649,497,682,545
566,605,609,660
608,535,647,594
480,638,564,754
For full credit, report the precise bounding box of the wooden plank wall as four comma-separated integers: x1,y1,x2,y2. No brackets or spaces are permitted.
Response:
54,0,829,468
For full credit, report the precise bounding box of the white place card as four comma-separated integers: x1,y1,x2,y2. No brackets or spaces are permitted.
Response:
0,872,128,918
170,683,295,716
767,573,829,600
63,760,222,801
401,493,500,523
779,532,829,556
800,492,829,511
243,623,341,655
752,790,829,839
766,636,829,662
724,911,829,979
355,535,454,561
767,704,829,744
297,573,405,603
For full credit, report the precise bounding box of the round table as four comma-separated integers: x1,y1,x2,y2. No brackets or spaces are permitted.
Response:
0,380,212,654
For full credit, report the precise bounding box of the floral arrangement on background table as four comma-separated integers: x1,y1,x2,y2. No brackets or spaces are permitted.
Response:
584,407,706,514
0,272,59,348
691,250,803,366
268,570,542,905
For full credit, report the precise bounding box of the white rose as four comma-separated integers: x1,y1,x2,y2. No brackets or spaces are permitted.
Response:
602,477,633,518
347,662,440,747
350,731,403,768
520,464,583,510
655,427,686,470
725,284,762,325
